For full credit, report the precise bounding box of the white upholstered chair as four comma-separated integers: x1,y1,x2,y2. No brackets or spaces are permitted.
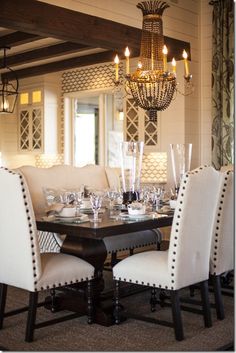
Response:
210,169,234,319
0,168,95,342
113,166,222,341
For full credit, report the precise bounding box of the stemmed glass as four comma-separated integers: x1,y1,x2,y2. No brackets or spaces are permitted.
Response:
90,192,104,223
74,190,84,217
106,189,117,210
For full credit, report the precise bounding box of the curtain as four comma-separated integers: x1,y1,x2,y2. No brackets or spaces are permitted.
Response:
211,0,234,169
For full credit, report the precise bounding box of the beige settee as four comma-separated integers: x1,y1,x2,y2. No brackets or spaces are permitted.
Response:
18,164,162,261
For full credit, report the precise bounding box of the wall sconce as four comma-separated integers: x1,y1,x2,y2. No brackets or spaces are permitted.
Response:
0,47,19,114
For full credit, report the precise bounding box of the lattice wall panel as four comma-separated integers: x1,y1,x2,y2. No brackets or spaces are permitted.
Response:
35,154,64,168
19,110,30,150
144,111,158,146
125,98,139,142
62,63,121,93
32,108,42,150
142,152,167,184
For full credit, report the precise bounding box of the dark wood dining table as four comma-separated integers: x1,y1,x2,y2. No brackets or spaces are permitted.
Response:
36,211,173,325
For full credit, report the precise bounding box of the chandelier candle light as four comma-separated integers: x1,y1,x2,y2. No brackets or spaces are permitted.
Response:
114,1,192,122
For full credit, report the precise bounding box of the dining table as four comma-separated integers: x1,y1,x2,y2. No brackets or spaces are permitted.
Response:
36,210,173,326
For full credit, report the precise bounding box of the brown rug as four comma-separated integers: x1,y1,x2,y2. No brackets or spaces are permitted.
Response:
0,272,234,352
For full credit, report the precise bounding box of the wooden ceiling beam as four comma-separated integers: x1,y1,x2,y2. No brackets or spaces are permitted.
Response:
2,50,117,80
0,0,191,59
0,42,92,67
0,31,42,47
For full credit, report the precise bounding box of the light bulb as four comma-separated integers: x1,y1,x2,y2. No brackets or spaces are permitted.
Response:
138,61,143,69
182,50,188,59
162,45,168,55
1,99,9,111
124,47,130,57
114,55,120,64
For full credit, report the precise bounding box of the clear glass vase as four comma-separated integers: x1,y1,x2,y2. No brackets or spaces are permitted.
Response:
170,143,192,192
120,141,144,205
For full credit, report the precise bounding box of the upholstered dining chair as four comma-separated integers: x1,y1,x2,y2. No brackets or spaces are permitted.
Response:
113,166,222,341
210,169,234,320
0,167,95,342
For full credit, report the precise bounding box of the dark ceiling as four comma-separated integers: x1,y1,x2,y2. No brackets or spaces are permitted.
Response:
0,0,190,80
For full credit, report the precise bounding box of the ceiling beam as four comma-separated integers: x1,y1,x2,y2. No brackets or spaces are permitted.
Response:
0,0,191,59
2,50,117,80
0,42,92,67
0,31,42,47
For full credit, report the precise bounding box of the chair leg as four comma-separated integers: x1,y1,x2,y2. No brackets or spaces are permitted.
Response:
111,252,118,267
0,284,7,329
189,285,195,297
87,280,94,324
150,288,157,312
200,280,212,328
213,275,225,320
114,281,121,324
25,291,38,342
170,290,184,341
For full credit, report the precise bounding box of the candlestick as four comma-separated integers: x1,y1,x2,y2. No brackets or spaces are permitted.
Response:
182,50,189,76
162,45,168,72
124,47,130,75
172,58,176,74
114,54,120,82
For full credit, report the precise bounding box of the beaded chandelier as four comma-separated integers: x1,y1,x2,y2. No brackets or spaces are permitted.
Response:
127,1,176,122
114,1,193,122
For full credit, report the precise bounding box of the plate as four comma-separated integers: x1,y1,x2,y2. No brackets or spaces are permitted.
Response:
119,213,152,221
55,214,88,222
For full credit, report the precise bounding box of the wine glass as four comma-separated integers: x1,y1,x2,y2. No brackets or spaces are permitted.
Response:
106,189,117,210
90,192,104,222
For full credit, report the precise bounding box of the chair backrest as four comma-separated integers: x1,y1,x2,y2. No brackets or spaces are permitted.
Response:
0,168,42,291
18,164,110,215
210,170,234,275
220,164,234,172
168,166,222,290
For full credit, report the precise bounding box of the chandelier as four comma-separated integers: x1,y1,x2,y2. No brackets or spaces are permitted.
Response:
114,1,193,122
0,47,19,114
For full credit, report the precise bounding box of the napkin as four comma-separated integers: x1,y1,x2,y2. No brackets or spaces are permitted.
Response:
45,203,65,216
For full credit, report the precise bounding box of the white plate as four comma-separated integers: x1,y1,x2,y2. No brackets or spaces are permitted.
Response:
55,214,88,222
119,213,151,220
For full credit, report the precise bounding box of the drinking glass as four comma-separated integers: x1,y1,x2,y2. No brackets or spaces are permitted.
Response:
120,141,144,205
74,190,84,216
90,192,103,222
170,143,192,192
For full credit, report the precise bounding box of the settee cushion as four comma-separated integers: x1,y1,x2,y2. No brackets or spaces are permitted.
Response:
18,164,110,215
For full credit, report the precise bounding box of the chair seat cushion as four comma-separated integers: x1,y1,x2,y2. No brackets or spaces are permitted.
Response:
104,229,162,253
113,250,172,289
36,253,94,291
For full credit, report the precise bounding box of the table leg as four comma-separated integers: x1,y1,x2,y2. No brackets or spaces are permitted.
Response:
57,236,115,326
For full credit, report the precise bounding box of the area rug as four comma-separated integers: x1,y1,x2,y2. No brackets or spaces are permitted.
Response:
0,273,234,352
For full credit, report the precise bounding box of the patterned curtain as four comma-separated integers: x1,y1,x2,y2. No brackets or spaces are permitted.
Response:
211,0,234,169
